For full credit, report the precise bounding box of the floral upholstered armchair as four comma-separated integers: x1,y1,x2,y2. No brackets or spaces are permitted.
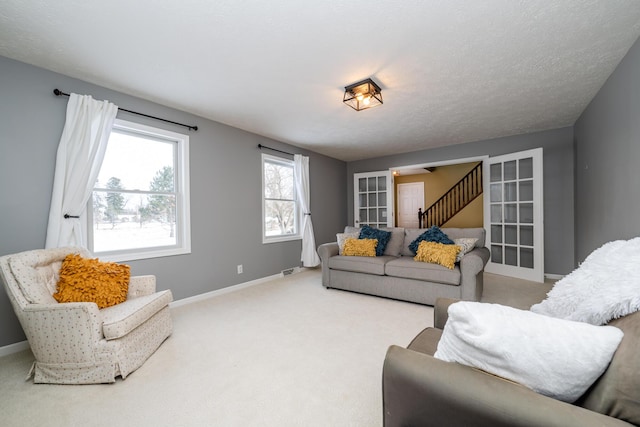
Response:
0,247,173,384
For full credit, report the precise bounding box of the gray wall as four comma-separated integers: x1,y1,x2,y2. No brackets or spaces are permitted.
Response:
347,127,576,276
574,37,640,262
0,56,347,347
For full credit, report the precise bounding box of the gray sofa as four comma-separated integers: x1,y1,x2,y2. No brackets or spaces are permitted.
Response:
383,297,640,426
317,227,490,305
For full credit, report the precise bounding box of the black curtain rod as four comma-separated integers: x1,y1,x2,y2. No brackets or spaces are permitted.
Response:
53,89,198,131
257,144,294,156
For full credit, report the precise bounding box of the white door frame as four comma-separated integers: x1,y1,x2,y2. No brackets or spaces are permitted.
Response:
390,151,544,282
484,148,544,282
353,171,393,228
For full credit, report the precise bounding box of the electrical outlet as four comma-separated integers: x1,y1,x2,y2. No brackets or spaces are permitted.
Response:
237,264,243,274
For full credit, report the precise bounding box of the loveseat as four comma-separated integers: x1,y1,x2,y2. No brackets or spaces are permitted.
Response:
0,246,173,384
317,227,490,305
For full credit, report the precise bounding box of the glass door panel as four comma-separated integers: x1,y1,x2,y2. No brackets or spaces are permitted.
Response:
485,148,544,282
354,171,392,228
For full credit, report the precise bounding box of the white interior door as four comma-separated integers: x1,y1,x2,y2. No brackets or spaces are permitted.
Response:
354,171,393,228
484,148,544,282
397,182,424,228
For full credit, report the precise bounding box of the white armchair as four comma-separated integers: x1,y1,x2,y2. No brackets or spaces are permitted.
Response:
0,247,173,384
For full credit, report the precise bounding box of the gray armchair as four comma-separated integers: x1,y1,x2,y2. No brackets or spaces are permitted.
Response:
383,298,639,426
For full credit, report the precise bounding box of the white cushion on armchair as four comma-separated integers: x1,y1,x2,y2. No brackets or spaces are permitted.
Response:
435,301,624,403
101,290,172,340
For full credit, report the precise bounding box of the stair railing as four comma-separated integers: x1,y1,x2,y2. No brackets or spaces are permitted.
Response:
418,162,483,228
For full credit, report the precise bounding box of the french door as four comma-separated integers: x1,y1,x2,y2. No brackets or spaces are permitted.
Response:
353,171,393,228
484,148,544,282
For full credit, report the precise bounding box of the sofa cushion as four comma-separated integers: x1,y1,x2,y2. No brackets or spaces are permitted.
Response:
578,310,640,425
385,257,461,285
344,226,404,257
337,232,360,255
435,302,624,403
454,238,479,262
414,241,461,269
441,228,486,247
328,255,393,276
401,228,486,256
344,226,360,234
53,254,130,309
381,227,405,257
359,225,391,256
408,226,455,254
401,229,424,256
101,289,173,340
343,238,377,257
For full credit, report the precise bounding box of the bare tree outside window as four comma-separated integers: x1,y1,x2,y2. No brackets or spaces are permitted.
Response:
263,157,297,238
89,119,191,260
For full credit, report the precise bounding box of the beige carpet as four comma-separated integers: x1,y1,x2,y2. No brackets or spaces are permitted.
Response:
0,270,433,427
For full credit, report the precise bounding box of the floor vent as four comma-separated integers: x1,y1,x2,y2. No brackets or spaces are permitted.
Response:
281,268,296,276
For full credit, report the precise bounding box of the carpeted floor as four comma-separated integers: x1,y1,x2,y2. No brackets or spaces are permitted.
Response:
0,269,434,427
0,270,554,427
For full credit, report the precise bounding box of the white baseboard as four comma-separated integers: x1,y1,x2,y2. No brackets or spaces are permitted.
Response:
170,272,287,308
0,340,30,358
544,273,564,281
0,269,308,357
171,268,308,308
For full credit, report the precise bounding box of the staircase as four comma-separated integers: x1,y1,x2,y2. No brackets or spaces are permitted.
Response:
418,162,483,228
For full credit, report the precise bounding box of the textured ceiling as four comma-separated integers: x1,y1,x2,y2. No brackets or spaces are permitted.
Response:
1,1,640,161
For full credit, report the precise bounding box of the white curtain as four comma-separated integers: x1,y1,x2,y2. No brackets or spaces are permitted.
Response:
45,94,118,248
294,154,321,267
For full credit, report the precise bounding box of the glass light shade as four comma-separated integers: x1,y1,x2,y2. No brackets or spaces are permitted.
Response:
343,78,383,111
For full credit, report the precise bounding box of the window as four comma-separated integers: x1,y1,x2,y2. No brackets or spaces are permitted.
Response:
88,119,191,261
262,153,300,243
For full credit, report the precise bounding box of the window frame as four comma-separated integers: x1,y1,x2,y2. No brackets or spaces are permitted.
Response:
261,153,301,244
87,119,191,262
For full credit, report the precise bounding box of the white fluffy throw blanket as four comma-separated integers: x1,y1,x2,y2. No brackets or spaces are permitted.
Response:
531,237,640,325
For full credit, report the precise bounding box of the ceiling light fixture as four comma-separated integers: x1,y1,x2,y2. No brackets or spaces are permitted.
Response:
343,78,383,111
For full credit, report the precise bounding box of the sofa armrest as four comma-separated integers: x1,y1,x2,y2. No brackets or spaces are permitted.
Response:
21,303,103,363
434,298,458,329
318,242,339,261
317,243,339,287
460,247,490,275
128,275,157,298
383,346,632,427
459,246,490,301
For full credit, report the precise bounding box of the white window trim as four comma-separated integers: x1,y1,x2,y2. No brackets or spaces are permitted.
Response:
87,119,191,262
261,153,301,244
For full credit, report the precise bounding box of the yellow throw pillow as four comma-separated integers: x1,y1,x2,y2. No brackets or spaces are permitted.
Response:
414,241,461,269
53,254,130,309
342,238,378,257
